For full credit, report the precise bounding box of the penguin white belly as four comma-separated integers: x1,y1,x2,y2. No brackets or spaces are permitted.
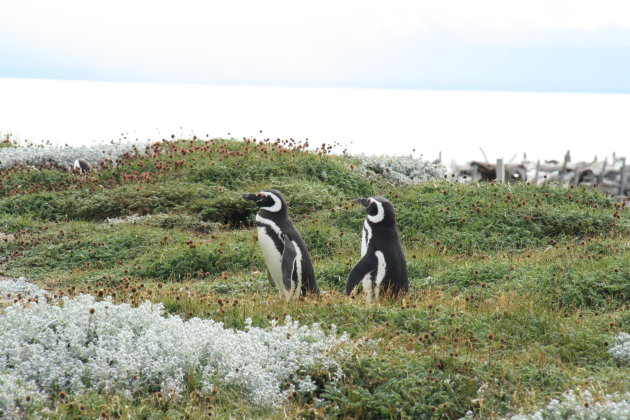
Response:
361,273,373,302
373,251,387,301
362,250,386,303
257,227,287,297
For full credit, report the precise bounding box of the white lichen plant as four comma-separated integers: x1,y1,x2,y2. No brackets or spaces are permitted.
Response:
499,334,630,419
352,153,446,184
0,140,153,170
608,332,630,366
0,282,351,415
506,389,630,420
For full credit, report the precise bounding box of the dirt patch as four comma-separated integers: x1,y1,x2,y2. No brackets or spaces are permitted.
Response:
0,232,15,242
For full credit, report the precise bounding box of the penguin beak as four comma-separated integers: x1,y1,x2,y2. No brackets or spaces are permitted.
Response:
357,198,370,207
242,193,259,201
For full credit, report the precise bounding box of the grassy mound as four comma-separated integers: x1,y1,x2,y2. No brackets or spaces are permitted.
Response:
1,138,628,418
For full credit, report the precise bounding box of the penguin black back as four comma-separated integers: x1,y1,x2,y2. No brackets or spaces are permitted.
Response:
346,196,408,301
243,189,319,300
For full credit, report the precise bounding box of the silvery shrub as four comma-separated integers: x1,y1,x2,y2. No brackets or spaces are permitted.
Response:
0,292,350,415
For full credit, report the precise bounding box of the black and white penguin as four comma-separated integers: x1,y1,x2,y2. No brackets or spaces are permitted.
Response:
243,189,319,301
73,159,91,174
346,196,408,301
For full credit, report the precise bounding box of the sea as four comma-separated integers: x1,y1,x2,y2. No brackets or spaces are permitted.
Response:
1,78,629,166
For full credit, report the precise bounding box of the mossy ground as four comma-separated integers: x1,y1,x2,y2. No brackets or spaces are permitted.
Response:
1,139,628,419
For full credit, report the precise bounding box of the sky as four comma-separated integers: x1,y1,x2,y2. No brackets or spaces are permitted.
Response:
1,1,629,163
2,0,630,92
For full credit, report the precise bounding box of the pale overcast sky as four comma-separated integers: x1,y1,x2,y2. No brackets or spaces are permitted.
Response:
2,0,630,91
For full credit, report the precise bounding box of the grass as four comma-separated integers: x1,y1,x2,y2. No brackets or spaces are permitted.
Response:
1,138,629,419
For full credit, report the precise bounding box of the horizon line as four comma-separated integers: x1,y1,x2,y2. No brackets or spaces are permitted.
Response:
2,75,630,96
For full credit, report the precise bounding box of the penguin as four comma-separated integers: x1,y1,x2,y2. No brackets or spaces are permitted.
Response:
73,159,91,174
346,196,408,302
243,189,319,301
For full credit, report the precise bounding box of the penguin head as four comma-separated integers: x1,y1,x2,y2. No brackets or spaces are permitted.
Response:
358,196,395,225
242,189,287,214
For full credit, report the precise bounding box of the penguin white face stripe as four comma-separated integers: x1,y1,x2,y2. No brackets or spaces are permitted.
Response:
260,192,282,212
255,214,283,238
367,199,385,223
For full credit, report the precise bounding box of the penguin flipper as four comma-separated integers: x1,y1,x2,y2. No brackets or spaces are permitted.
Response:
346,253,378,295
281,237,298,292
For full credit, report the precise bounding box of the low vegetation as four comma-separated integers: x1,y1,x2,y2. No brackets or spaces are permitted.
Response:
1,138,628,419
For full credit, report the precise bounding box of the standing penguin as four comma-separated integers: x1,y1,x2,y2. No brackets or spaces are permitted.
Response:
346,196,408,302
243,189,319,301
